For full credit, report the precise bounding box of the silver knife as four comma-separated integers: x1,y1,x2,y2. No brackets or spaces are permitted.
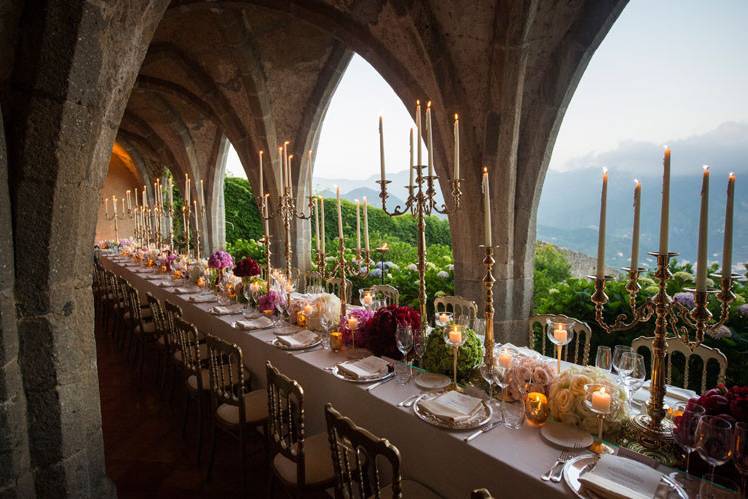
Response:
464,421,501,442
366,376,395,392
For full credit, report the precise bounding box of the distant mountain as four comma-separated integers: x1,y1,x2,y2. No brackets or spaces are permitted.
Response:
539,122,748,271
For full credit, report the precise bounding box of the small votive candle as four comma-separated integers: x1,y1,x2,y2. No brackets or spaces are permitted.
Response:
303,304,314,316
448,328,462,344
363,293,373,306
330,331,343,351
553,324,568,344
249,282,260,294
262,309,274,317
196,276,206,288
347,317,359,330
439,313,450,324
591,386,612,413
498,350,513,369
525,392,550,427
296,311,307,328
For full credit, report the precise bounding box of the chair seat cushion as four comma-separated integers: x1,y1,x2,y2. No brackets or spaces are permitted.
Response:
174,344,207,363
187,369,210,391
272,432,335,487
216,390,268,426
377,479,442,498
134,322,156,335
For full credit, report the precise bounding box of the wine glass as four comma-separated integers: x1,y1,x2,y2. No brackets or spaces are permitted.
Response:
412,327,427,367
734,422,748,497
619,351,646,411
480,360,497,409
319,314,332,350
546,319,574,374
472,318,486,344
594,346,612,372
612,345,632,382
395,323,413,384
670,403,705,487
695,415,734,490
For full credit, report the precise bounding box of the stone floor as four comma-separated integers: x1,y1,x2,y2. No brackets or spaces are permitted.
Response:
96,327,270,498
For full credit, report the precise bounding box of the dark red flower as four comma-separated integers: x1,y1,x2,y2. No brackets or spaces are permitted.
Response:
365,304,420,359
233,257,261,277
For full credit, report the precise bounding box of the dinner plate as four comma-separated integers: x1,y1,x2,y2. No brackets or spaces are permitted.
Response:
271,335,322,351
540,421,594,449
415,373,451,390
562,455,688,499
412,392,493,431
331,364,394,384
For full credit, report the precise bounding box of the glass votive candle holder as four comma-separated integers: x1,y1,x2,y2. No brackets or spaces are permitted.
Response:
436,311,453,328
546,318,575,374
330,331,343,352
524,392,550,427
196,276,206,288
296,311,307,328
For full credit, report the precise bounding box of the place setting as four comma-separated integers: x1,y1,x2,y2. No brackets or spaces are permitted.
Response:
330,355,395,385
271,330,323,351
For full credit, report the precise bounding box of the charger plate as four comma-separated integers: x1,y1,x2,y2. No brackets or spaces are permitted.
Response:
413,392,492,431
331,363,394,384
272,334,322,351
540,421,594,449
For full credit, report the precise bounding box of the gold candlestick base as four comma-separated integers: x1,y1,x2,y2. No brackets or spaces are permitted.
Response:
448,344,463,392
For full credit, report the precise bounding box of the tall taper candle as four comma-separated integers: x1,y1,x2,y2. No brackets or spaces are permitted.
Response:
659,146,671,254
105,197,109,217
409,128,414,194
320,197,326,254
482,167,491,247
263,194,270,237
695,165,710,292
143,186,148,208
336,186,343,240
416,100,422,167
307,149,313,197
121,197,125,216
185,174,190,206
454,113,460,180
168,177,173,209
426,101,434,178
259,150,264,199
379,116,386,183
199,179,205,211
596,168,608,279
126,190,132,211
631,179,641,272
355,199,361,253
314,197,320,251
113,195,118,215
363,196,369,254
283,141,289,191
287,155,294,199
722,173,735,275
135,187,139,208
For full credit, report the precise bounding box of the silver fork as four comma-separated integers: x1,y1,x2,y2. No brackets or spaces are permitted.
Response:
550,446,580,482
541,450,568,481
397,394,420,407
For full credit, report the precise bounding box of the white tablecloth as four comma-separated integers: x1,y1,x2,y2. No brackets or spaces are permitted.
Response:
102,255,682,499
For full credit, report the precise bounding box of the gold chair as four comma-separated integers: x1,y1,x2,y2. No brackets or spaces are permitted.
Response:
162,300,184,401
434,295,478,324
370,284,400,306
266,362,334,497
471,489,494,499
632,335,727,394
325,403,441,498
205,335,267,494
302,270,324,292
326,277,352,304
125,284,157,381
527,314,592,366
175,317,210,463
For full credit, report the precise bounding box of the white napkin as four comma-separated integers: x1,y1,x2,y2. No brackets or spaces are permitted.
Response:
337,356,389,380
132,269,153,274
209,305,243,315
640,381,696,402
154,280,173,287
233,316,274,330
188,293,217,303
276,330,318,348
144,274,165,280
176,287,201,294
579,454,663,499
418,391,483,424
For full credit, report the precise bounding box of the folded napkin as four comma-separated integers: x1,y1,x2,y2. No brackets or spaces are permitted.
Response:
175,287,201,294
579,454,663,499
641,381,696,402
209,305,243,315
337,356,389,380
418,391,484,424
154,280,173,287
144,274,166,281
132,269,154,274
233,316,274,330
188,293,217,303
276,330,319,348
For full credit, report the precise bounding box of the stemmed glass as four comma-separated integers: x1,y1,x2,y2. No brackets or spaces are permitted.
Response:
595,346,612,372
695,415,734,494
502,354,529,430
546,319,574,374
435,311,453,328
319,314,332,351
359,288,374,310
412,327,427,367
480,360,497,408
619,351,646,410
612,345,632,383
395,323,413,384
669,403,705,487
584,382,620,454
444,324,466,392
734,422,748,497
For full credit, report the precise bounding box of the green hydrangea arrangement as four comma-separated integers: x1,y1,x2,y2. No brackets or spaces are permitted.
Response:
421,327,483,382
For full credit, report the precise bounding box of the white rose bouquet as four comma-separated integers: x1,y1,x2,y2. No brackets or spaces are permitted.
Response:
189,259,209,284
306,293,341,332
548,366,628,434
505,354,557,401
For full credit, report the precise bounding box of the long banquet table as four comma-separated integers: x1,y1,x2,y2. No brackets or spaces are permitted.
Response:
102,255,673,498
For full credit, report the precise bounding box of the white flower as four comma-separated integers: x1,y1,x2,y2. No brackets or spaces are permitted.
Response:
437,270,449,279
306,293,341,332
446,264,454,271
407,263,418,271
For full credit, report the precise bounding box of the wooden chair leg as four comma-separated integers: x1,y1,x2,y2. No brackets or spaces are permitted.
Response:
196,393,204,465
206,421,217,482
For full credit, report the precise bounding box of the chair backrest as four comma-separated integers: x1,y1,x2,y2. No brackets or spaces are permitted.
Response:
114,275,129,306
146,293,166,336
434,295,478,323
266,362,307,486
125,284,144,326
632,335,727,394
163,300,183,349
528,314,592,366
175,317,203,375
471,489,494,499
325,403,403,498
370,284,400,306
302,271,323,292
206,335,247,418
326,277,352,304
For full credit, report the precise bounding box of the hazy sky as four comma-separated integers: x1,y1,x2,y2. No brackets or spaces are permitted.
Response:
226,0,748,179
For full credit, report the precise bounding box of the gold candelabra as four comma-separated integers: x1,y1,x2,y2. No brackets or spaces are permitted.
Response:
263,184,314,282
482,245,496,367
105,200,125,244
590,255,736,457
377,164,462,336
331,236,372,317
182,200,191,257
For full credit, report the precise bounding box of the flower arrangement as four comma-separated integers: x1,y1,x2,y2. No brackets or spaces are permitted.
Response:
258,290,284,313
684,384,748,423
364,305,421,359
504,354,557,401
339,308,375,346
548,366,628,434
157,251,177,272
189,259,209,285
306,293,341,331
421,327,482,381
233,256,261,277
208,250,234,270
